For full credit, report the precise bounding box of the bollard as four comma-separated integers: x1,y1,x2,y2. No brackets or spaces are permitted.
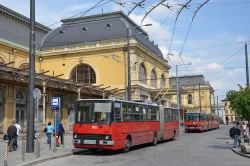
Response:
56,134,60,147
35,137,40,158
22,135,25,161
53,135,56,152
4,140,8,166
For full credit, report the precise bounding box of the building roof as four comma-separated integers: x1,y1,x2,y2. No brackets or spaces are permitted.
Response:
169,75,211,87
0,4,50,48
41,11,163,58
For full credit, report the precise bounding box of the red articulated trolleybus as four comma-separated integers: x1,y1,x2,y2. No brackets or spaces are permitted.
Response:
73,99,179,152
184,112,219,133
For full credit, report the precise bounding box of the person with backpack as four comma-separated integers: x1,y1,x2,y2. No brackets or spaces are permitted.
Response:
7,121,17,152
231,121,241,148
57,121,65,145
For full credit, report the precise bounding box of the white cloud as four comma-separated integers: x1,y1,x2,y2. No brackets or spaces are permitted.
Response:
207,63,223,69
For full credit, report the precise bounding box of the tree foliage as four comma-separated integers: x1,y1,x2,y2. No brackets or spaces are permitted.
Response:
226,87,250,120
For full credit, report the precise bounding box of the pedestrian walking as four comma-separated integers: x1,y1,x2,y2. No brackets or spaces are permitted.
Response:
14,121,22,148
7,122,17,152
241,122,248,138
231,121,241,148
57,121,65,145
45,122,53,144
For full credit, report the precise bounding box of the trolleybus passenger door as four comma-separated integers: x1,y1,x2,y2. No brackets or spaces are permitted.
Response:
113,102,123,140
159,107,164,140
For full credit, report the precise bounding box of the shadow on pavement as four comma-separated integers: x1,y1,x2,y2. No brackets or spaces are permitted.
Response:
207,144,233,150
75,139,176,156
216,137,232,140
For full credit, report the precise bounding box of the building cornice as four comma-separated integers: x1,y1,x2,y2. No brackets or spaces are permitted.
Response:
0,37,42,55
41,38,170,69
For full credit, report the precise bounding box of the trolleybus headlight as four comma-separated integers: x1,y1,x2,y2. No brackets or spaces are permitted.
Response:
73,134,77,139
105,135,110,140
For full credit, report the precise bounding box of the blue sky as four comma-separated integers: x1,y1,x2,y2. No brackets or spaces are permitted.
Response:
1,0,250,102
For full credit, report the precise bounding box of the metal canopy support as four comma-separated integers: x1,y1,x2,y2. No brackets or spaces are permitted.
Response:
0,65,117,97
0,61,15,66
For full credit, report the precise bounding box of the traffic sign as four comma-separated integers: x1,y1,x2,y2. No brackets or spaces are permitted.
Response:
51,97,60,108
33,88,41,100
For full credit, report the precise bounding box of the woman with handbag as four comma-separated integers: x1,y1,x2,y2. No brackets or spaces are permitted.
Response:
45,122,53,144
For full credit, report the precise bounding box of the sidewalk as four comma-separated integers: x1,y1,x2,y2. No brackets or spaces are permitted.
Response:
232,147,250,159
0,134,86,166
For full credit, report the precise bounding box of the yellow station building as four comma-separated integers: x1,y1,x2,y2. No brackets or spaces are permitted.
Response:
0,6,171,132
40,11,170,101
0,5,216,133
168,75,215,122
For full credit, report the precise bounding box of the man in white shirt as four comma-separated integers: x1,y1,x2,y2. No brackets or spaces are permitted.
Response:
14,121,22,148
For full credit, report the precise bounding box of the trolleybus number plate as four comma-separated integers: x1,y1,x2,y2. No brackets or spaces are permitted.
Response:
84,140,96,144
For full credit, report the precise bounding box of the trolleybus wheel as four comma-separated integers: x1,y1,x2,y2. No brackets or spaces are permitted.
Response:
152,133,157,146
123,137,131,153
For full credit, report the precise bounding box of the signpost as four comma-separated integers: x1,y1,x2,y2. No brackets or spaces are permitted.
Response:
33,88,41,158
51,97,60,152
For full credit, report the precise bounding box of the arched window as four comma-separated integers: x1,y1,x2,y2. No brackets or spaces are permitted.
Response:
70,64,96,84
139,63,147,84
16,89,26,126
19,63,29,69
160,74,165,88
188,94,192,104
151,69,157,88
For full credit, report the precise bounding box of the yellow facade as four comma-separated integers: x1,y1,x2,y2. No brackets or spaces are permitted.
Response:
0,9,170,133
41,38,170,101
167,76,215,122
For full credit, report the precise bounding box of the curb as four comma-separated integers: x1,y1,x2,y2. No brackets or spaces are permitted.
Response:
231,148,250,159
17,149,87,166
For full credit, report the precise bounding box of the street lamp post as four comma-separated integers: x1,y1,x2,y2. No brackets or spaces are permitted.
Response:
176,63,192,129
126,22,152,101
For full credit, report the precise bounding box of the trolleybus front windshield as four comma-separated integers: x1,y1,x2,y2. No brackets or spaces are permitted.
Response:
76,101,112,124
185,113,200,121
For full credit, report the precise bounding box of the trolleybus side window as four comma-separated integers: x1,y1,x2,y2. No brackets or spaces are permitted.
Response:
171,109,178,121
139,105,144,120
142,106,147,120
151,106,158,121
114,102,122,122
122,103,129,121
164,109,172,121
133,104,140,121
146,107,151,120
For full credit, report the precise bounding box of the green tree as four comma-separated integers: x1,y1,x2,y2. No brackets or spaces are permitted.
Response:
226,87,250,123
